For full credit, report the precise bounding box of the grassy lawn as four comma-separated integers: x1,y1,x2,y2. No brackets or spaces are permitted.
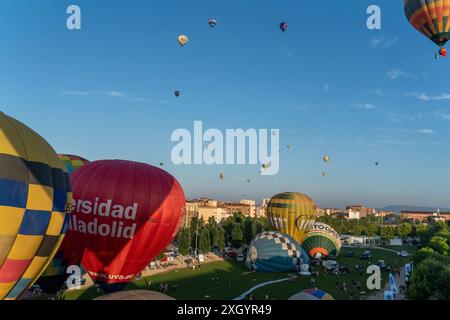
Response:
62,247,413,300
252,247,411,300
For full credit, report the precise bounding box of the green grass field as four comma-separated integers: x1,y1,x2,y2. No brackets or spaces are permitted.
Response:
62,246,414,300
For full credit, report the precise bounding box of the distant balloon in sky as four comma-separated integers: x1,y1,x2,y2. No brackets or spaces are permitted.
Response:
375,161,379,166
322,155,330,176
70,160,185,285
174,91,181,98
279,22,288,32
0,112,72,300
178,34,189,47
404,0,450,57
219,173,224,180
262,163,270,170
208,19,217,27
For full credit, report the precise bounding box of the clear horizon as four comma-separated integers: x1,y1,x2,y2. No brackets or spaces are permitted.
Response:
1,0,450,209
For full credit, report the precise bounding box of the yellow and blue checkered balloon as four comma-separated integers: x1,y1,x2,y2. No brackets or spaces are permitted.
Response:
0,112,72,300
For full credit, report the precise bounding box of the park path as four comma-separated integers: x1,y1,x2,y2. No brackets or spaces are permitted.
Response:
233,278,289,300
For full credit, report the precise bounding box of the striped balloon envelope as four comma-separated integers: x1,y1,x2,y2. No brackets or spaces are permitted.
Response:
266,192,318,244
58,154,89,174
404,0,450,47
302,222,341,259
0,112,72,300
289,288,335,300
34,154,90,293
245,231,310,273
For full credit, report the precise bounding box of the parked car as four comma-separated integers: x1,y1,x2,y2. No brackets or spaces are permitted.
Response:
324,260,339,272
346,251,354,257
397,251,409,257
236,254,245,262
359,253,370,260
377,260,387,269
363,251,372,258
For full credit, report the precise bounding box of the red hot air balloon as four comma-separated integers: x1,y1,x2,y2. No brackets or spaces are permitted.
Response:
69,160,185,285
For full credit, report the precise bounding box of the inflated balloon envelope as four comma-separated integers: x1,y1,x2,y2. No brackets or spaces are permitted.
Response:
0,112,72,300
69,160,186,286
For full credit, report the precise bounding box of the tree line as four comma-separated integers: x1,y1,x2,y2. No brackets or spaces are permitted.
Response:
175,213,270,256
406,221,450,300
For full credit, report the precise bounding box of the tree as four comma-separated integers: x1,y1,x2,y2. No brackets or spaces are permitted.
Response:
406,258,450,300
217,228,226,250
412,247,449,266
380,226,395,241
199,228,211,254
177,228,191,256
244,217,256,245
231,225,244,248
396,222,413,239
428,236,449,256
415,224,428,238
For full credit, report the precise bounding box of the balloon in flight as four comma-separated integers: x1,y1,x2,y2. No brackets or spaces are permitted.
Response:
279,22,288,32
69,160,186,285
404,0,450,57
208,19,217,27
0,112,72,300
178,34,189,47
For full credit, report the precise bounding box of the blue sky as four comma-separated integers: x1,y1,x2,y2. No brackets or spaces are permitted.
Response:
1,0,450,209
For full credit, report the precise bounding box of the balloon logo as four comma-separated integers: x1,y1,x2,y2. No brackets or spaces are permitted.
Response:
0,112,72,300
70,160,185,284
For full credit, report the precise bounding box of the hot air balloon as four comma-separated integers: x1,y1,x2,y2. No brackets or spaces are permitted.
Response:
289,288,334,300
0,112,72,300
35,155,90,293
208,19,217,27
302,222,341,259
279,22,288,32
219,173,225,180
322,155,330,176
245,231,309,272
266,192,318,244
58,154,89,174
69,160,185,286
404,0,450,57
174,91,181,98
375,161,380,166
178,34,189,47
262,163,270,170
